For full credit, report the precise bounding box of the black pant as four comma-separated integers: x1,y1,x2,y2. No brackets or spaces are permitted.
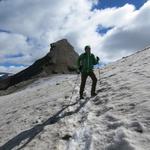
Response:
80,71,97,97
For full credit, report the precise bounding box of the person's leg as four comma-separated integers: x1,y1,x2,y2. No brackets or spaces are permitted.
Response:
89,71,97,96
79,73,88,98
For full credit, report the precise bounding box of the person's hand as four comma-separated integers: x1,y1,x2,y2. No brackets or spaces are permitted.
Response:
79,65,82,71
96,56,100,61
76,69,80,74
76,68,81,74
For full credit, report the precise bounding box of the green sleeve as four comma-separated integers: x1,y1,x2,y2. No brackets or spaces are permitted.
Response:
77,55,81,69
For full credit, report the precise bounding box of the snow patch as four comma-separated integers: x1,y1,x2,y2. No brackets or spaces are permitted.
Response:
106,127,139,150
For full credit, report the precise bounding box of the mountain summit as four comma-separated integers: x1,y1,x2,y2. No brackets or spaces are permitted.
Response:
48,39,79,73
0,39,79,90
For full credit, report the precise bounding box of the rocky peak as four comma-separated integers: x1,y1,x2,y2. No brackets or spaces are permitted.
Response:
0,39,79,90
47,39,78,73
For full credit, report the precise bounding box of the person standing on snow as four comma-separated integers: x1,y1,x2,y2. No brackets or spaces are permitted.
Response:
77,45,99,99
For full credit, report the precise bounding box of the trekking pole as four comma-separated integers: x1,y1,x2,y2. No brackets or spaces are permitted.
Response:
98,63,101,84
68,74,80,104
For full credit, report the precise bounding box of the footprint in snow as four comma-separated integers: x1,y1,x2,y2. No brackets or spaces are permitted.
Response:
92,95,108,105
97,87,112,93
128,121,144,133
95,106,113,117
105,114,124,130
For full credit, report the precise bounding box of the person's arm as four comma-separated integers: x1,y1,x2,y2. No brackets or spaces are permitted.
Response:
77,56,81,69
77,55,82,73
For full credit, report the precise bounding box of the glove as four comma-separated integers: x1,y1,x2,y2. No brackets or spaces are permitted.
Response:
77,71,80,74
77,65,82,74
77,69,80,74
76,67,81,74
96,56,100,62
79,65,82,72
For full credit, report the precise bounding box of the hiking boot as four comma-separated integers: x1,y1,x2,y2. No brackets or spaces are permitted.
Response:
91,93,97,97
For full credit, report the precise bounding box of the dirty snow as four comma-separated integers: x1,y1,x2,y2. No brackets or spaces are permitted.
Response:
0,47,150,150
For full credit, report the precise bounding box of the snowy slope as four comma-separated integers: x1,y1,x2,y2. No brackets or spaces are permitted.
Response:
0,47,150,150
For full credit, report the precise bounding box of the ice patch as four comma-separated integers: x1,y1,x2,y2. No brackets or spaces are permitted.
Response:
67,127,93,150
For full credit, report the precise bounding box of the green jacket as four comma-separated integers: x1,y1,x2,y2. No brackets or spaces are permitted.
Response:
77,52,99,73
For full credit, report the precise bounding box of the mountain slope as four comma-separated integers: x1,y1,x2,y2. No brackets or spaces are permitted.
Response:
0,47,150,150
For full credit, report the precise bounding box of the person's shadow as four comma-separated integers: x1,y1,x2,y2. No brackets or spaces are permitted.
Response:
0,98,90,150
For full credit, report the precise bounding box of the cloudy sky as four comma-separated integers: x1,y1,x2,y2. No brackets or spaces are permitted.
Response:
0,0,150,73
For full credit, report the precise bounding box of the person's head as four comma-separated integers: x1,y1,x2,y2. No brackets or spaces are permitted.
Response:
85,45,91,53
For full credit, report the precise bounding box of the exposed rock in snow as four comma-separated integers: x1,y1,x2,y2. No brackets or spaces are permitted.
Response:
0,72,12,80
0,47,150,150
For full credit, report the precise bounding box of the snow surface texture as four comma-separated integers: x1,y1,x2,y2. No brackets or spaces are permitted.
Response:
0,47,150,150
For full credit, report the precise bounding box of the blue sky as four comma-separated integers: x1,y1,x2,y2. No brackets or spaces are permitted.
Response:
93,0,148,10
0,0,150,73
94,0,148,35
96,25,113,35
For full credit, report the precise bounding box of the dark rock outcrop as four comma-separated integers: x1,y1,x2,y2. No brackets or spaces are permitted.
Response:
0,39,79,90
0,73,12,80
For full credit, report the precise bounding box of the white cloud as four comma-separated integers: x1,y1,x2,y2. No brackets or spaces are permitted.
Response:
0,32,47,65
97,1,150,62
0,32,30,55
0,65,27,74
0,0,150,72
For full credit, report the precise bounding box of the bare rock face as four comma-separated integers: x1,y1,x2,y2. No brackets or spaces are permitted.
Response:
0,39,79,90
47,39,79,74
